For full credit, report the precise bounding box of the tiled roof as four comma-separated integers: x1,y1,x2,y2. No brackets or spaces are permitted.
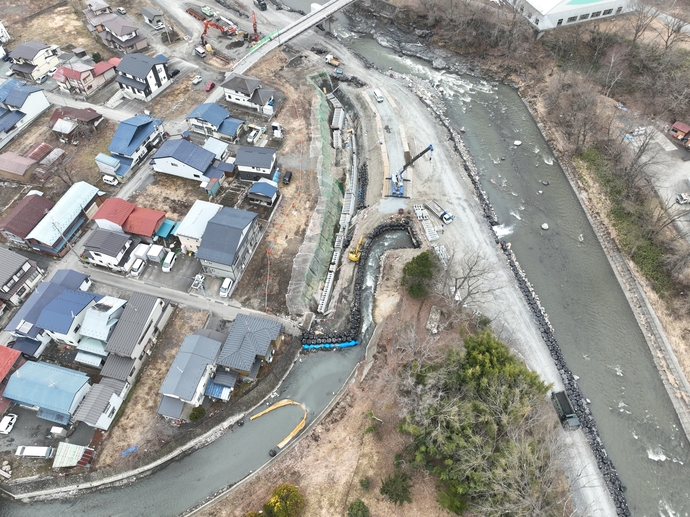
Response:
0,152,36,176
35,290,102,334
234,146,276,169
187,103,229,129
83,229,130,257
0,193,54,239
220,73,261,95
92,198,135,226
9,41,49,61
159,334,222,401
153,139,215,172
116,53,165,78
216,314,282,371
0,345,21,380
196,207,257,266
122,206,165,237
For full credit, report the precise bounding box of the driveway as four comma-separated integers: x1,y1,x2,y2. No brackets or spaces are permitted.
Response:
135,252,202,291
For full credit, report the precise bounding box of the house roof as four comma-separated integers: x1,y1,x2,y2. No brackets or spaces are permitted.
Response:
73,377,125,427
102,17,139,37
217,117,244,137
159,334,222,401
122,206,166,237
0,80,25,104
116,74,146,91
77,337,108,356
0,152,36,177
7,281,68,338
234,146,276,169
108,115,162,157
194,328,228,343
0,193,54,239
51,269,90,290
9,41,49,61
0,345,21,380
217,314,282,371
141,6,163,18
220,73,261,95
173,200,222,241
55,62,94,82
52,442,94,468
10,337,41,356
196,207,257,266
250,87,276,106
187,103,229,129
4,84,41,109
80,296,126,341
153,139,216,173
49,107,102,128
26,182,100,246
4,361,89,416
0,111,25,133
93,60,116,76
100,353,135,381
83,229,130,257
157,395,185,419
106,292,162,356
92,198,135,226
24,142,53,162
249,179,278,199
116,53,165,78
35,289,102,334
0,247,30,287
672,121,690,134
202,137,228,159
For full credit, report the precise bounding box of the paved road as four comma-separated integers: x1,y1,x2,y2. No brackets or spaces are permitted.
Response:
45,91,136,122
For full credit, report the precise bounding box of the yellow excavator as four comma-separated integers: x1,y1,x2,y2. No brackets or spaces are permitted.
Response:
348,236,363,262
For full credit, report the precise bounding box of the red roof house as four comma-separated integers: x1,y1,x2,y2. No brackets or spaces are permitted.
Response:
122,207,166,240
0,193,55,245
92,198,136,233
0,346,24,415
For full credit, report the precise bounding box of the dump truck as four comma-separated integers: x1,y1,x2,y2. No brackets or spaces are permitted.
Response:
325,54,340,67
186,7,206,21
551,391,580,430
425,200,454,225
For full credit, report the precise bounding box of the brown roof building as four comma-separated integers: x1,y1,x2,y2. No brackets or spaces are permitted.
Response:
0,152,38,182
0,193,54,246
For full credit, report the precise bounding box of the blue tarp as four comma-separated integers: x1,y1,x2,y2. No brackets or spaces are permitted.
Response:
121,446,138,456
302,340,359,350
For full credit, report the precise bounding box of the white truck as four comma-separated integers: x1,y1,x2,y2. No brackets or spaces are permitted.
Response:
147,244,166,263
425,200,454,225
122,243,151,273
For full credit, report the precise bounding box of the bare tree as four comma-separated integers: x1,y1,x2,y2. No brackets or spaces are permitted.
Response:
654,6,689,52
603,49,625,97
611,130,663,197
52,156,77,187
628,0,661,44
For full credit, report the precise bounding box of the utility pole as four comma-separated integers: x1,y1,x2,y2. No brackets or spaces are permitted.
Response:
47,211,82,262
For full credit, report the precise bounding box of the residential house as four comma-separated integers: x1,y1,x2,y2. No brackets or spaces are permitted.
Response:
122,206,166,243
49,107,105,144
220,73,283,117
141,7,164,27
0,79,51,151
92,198,136,232
0,247,44,307
186,103,245,142
0,152,37,182
83,1,148,54
53,59,118,97
151,139,231,190
248,179,279,207
82,229,136,270
8,41,60,81
73,377,127,430
35,289,103,347
96,114,165,181
101,293,171,383
25,181,104,256
157,332,223,421
76,295,126,368
173,200,222,254
0,346,23,416
506,0,629,31
234,146,277,182
216,314,282,382
3,361,90,424
0,192,54,246
196,207,260,280
51,269,92,291
116,53,170,102
0,20,10,44
203,137,230,161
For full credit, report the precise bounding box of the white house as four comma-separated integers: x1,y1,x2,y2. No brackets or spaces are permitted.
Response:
115,53,170,102
151,139,232,188
508,0,631,31
234,146,277,182
73,377,127,430
99,115,165,180
220,73,282,117
35,289,103,347
82,229,134,270
173,200,223,254
9,41,60,81
0,247,44,307
0,79,51,150
186,103,245,142
0,20,10,43
92,198,136,232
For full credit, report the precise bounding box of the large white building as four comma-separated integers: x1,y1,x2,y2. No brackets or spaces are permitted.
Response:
510,0,632,32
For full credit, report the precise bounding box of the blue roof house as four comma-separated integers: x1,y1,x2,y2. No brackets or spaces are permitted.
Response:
248,179,278,207
3,361,91,424
151,139,231,190
186,103,245,142
35,289,103,347
0,79,50,151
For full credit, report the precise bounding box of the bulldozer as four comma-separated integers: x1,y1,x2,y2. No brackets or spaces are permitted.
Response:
348,236,364,262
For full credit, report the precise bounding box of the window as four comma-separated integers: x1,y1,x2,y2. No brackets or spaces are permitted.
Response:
129,366,136,378
108,406,116,418
591,11,601,17
535,18,539,25
171,162,178,167
616,6,622,14
139,350,145,360
603,9,613,15
557,19,563,26
579,14,589,20
567,16,577,23
74,324,81,333
28,270,41,282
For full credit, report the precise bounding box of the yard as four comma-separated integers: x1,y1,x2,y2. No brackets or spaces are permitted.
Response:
129,173,209,220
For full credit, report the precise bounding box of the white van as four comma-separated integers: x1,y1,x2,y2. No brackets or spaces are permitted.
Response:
195,47,207,58
219,278,233,298
373,89,384,103
162,251,177,273
15,446,55,459
130,258,146,277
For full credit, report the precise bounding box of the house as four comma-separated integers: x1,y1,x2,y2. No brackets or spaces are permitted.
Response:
0,346,23,416
52,442,95,468
173,200,223,254
203,137,230,161
0,79,51,151
248,179,279,207
76,295,126,368
97,115,165,180
157,332,223,421
25,182,104,256
35,289,103,347
0,152,38,182
49,107,105,144
506,0,630,31
141,7,164,27
53,59,118,97
73,377,127,430
0,247,44,307
82,229,135,270
101,293,171,383
186,103,245,142
234,146,277,182
3,361,90,424
220,73,283,117
92,198,136,232
0,192,54,246
116,53,170,102
83,1,148,54
122,206,166,242
8,41,60,81
196,207,260,280
216,314,282,381
150,139,230,189
51,269,92,291
0,20,10,44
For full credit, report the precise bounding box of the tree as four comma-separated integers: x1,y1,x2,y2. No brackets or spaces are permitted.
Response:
654,2,689,52
92,52,103,63
347,499,370,517
263,484,305,517
401,251,437,298
627,0,660,44
189,406,206,422
380,471,412,506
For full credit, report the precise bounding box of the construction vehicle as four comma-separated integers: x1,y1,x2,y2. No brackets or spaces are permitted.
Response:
201,19,236,46
201,5,215,17
425,200,454,225
254,0,267,11
348,236,364,262
252,11,259,42
186,7,206,21
325,54,340,67
551,391,580,430
391,144,434,197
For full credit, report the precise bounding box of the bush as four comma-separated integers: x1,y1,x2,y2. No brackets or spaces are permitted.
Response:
92,52,103,63
359,477,371,490
263,484,305,517
189,406,206,422
347,499,370,517
401,251,437,298
380,471,412,505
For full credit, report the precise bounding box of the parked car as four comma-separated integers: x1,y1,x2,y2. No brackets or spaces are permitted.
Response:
155,22,165,30
170,69,180,78
0,413,17,435
205,81,215,92
35,75,48,84
219,278,233,298
247,129,259,144
162,251,177,273
130,258,146,278
116,7,126,14
192,274,205,290
103,175,118,186
192,74,203,85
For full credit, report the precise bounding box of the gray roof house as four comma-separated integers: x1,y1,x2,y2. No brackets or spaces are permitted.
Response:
83,2,148,55
76,295,126,368
196,207,260,281
73,377,127,430
140,7,164,27
234,146,277,182
157,333,223,420
220,73,283,117
102,292,171,382
151,139,229,186
172,200,222,254
115,53,169,102
0,246,44,307
216,314,282,379
9,41,60,82
82,229,137,271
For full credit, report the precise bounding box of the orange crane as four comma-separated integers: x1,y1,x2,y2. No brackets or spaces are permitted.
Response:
252,11,259,42
201,19,236,46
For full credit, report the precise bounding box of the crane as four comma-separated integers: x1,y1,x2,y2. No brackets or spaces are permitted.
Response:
348,236,364,262
252,11,259,42
200,19,236,46
391,144,433,197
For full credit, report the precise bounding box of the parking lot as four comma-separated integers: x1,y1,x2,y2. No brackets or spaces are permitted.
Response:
134,250,202,292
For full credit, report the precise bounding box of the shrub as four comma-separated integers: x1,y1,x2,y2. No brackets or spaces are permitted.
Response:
401,251,437,298
92,52,103,63
359,477,371,490
347,498,370,517
189,406,206,422
380,471,412,505
263,484,305,517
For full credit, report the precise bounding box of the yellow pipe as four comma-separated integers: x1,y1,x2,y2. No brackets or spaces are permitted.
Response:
250,399,307,449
